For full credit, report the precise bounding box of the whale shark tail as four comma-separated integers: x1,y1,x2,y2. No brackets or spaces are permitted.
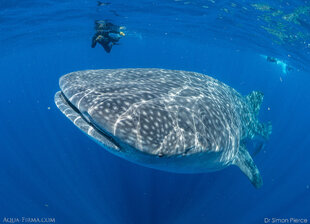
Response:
258,121,272,140
233,144,263,188
246,91,264,116
246,91,272,140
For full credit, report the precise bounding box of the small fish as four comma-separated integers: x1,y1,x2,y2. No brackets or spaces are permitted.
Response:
97,1,111,6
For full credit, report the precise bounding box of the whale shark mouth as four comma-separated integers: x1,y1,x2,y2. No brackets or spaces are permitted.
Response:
54,91,121,151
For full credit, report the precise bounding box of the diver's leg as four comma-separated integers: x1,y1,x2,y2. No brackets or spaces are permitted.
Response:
102,42,112,53
91,35,98,48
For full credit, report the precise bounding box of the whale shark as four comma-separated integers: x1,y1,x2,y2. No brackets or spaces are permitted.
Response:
54,68,272,188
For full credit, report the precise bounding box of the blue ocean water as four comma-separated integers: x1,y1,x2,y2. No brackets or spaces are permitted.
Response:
0,0,309,223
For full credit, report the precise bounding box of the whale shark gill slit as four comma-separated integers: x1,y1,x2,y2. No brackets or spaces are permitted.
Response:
60,92,122,149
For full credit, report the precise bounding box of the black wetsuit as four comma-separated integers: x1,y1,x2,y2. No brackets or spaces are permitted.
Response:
91,20,122,53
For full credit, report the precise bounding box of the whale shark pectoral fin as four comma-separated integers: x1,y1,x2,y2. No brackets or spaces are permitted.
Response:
233,145,263,189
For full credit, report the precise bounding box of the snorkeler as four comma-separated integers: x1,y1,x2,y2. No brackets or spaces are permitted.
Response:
91,20,125,53
264,55,293,74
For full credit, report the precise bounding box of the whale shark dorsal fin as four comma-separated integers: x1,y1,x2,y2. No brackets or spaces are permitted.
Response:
233,144,263,188
246,91,264,116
